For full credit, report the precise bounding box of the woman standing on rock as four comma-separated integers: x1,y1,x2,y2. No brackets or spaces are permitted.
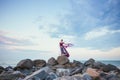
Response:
59,39,73,57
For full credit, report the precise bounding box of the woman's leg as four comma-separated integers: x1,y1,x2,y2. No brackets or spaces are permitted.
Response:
63,47,70,57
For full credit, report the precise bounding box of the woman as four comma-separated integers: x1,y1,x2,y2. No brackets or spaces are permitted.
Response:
59,39,70,57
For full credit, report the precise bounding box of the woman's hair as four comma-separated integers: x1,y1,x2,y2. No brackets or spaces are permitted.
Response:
61,39,63,41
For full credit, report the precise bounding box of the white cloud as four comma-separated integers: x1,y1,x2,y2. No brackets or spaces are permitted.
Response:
84,27,120,40
68,47,120,60
1,30,120,60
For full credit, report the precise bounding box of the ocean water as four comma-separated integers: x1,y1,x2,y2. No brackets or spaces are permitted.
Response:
100,60,120,68
0,60,120,69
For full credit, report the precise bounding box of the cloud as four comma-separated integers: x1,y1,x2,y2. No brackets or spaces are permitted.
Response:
84,27,120,40
69,47,120,60
0,30,35,46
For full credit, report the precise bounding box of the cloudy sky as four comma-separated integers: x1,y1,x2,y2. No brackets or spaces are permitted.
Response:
0,0,120,62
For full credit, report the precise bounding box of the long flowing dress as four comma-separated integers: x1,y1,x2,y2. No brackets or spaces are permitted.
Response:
59,42,69,57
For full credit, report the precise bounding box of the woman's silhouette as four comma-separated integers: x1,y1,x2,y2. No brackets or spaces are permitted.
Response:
59,39,70,57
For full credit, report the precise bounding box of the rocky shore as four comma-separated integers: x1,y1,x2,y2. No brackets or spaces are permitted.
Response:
0,55,120,80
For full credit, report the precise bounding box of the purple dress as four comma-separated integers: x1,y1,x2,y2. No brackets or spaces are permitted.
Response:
59,42,69,57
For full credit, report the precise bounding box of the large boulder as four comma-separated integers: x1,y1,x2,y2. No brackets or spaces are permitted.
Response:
71,60,83,68
15,59,33,69
84,58,95,67
33,59,46,67
93,61,106,69
82,73,92,80
5,66,13,71
24,66,55,80
106,73,120,80
85,68,100,79
56,68,70,77
0,66,4,74
48,57,58,66
102,64,119,72
57,56,69,65
70,65,84,76
24,70,49,80
0,71,25,80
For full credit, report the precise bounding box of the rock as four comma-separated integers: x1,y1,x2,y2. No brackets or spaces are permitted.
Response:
46,72,58,80
70,65,84,75
33,59,46,68
52,65,65,70
71,60,83,68
53,76,82,80
82,73,92,80
73,76,82,80
99,72,108,80
20,69,34,75
0,71,25,80
85,68,100,79
84,58,95,67
56,68,70,77
24,70,49,80
57,56,69,65
5,66,13,71
23,66,54,80
102,64,119,72
0,66,4,74
15,59,33,70
106,74,120,80
40,66,54,73
93,61,106,69
48,57,58,66
64,62,73,68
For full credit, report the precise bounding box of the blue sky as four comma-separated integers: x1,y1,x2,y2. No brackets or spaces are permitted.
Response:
0,0,120,62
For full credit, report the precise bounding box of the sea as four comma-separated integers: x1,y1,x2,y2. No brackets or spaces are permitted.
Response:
0,60,120,69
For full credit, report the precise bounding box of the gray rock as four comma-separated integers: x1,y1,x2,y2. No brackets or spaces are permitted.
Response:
83,73,92,80
0,66,4,74
46,72,58,80
70,65,83,76
84,58,95,67
0,71,25,80
53,76,82,80
20,69,33,76
52,65,65,70
23,66,54,80
40,66,54,73
15,59,33,70
72,60,83,67
57,56,69,65
106,74,120,80
56,68,70,77
93,61,106,69
48,57,58,66
5,66,13,71
102,64,119,72
24,70,48,80
33,59,46,68
36,70,49,79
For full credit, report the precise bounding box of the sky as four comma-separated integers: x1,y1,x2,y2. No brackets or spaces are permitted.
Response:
0,0,120,63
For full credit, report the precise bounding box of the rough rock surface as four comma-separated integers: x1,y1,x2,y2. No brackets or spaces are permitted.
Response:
0,56,120,80
33,59,46,67
0,66,4,74
48,57,58,66
15,59,33,69
57,56,69,65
